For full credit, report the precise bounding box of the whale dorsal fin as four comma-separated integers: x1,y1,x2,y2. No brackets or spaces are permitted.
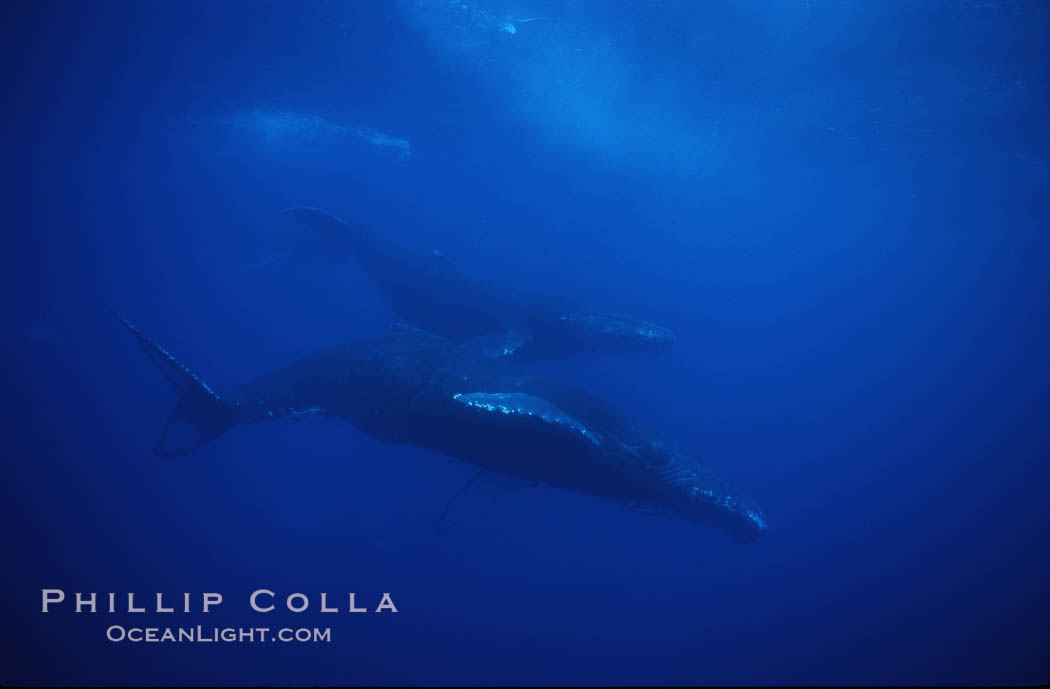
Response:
282,206,372,257
462,328,533,359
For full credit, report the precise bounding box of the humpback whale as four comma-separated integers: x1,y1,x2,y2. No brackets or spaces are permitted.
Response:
284,207,675,361
115,314,766,541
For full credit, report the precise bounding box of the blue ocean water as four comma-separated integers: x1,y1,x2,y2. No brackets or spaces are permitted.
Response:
2,0,1047,685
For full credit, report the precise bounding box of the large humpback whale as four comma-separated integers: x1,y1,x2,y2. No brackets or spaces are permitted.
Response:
285,207,675,361
115,314,766,541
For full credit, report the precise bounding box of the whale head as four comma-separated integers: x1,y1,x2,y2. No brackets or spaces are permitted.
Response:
647,451,768,541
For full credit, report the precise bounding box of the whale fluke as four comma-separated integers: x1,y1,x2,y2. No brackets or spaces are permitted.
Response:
113,312,237,457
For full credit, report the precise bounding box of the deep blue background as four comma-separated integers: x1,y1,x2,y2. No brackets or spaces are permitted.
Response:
2,0,1047,685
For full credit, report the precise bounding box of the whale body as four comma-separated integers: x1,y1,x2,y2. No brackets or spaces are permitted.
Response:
116,314,765,541
285,207,676,361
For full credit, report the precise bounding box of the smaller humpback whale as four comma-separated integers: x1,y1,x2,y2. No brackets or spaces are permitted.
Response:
284,207,675,361
115,314,765,541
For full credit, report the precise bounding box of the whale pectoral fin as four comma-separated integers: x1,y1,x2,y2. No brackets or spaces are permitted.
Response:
435,468,485,532
463,329,534,359
451,391,600,447
434,468,532,532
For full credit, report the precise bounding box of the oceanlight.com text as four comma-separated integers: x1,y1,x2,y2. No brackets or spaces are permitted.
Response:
105,625,331,643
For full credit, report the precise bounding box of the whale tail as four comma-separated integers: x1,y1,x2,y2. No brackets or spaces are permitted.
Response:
113,312,237,457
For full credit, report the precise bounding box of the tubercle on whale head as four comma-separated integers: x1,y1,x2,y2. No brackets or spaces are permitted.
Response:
656,454,768,541
685,484,768,541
